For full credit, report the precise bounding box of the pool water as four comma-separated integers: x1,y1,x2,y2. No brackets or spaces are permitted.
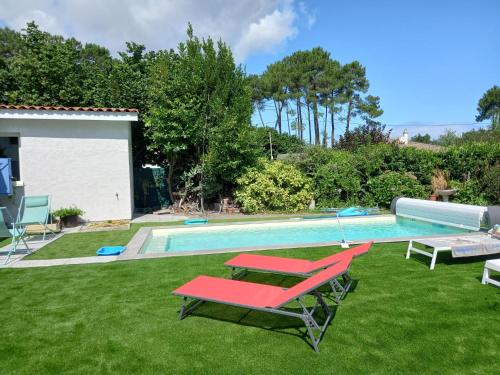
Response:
141,216,469,254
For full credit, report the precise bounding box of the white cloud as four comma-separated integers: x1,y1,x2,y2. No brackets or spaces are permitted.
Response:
234,6,297,62
0,0,313,62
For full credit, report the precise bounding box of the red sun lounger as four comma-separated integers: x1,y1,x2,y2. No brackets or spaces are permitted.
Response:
224,241,373,302
172,257,352,352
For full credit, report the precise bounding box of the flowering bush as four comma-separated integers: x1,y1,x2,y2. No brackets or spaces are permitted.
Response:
235,160,313,213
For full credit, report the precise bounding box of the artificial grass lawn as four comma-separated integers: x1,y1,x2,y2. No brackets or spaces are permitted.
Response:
24,216,337,260
1,242,499,374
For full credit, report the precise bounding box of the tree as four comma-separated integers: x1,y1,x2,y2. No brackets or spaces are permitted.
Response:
411,133,432,143
248,74,266,127
337,120,392,151
435,129,460,146
145,25,257,203
261,60,288,134
339,61,369,132
476,86,500,128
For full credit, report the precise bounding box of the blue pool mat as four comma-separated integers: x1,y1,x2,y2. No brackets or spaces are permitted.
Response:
184,218,208,225
96,246,126,256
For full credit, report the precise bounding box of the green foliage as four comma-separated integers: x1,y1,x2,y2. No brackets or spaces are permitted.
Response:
450,180,488,206
367,172,427,207
235,160,313,213
337,120,392,151
145,25,257,200
52,206,84,218
480,165,500,204
253,127,305,159
439,142,500,180
411,133,432,143
384,145,439,185
476,85,500,127
313,152,361,207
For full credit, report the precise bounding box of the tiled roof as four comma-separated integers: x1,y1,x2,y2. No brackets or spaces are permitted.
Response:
0,104,139,113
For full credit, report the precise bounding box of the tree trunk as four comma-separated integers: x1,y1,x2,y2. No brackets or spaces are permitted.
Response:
330,103,335,147
166,158,176,205
285,101,290,134
307,102,312,144
274,100,283,134
313,97,320,145
297,98,303,140
322,104,328,147
346,98,352,133
257,106,265,127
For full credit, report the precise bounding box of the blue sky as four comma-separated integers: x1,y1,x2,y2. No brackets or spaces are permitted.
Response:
1,0,499,138
244,0,500,138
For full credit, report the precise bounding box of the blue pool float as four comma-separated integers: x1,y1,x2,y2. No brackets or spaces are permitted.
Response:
338,207,368,217
96,246,126,256
184,218,208,225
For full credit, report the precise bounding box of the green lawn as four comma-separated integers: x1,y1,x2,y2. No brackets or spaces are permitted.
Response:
1,242,499,374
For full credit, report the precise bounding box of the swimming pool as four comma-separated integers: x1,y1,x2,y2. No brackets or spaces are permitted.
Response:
139,216,470,255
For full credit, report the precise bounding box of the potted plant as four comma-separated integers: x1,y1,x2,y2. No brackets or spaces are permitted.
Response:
52,206,84,228
430,169,456,202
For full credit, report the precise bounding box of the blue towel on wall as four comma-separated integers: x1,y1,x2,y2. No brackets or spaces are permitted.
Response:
0,158,13,196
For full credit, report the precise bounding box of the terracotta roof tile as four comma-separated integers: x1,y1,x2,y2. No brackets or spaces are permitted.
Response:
0,104,138,113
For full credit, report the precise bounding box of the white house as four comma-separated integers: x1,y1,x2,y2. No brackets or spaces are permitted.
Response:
0,105,138,222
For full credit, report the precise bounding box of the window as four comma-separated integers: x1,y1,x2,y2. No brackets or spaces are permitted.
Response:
0,136,20,181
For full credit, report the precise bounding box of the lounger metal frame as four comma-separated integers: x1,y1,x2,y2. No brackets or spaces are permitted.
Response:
175,291,333,352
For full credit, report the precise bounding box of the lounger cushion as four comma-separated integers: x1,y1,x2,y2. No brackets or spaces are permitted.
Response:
225,242,373,275
173,276,287,309
25,196,49,208
225,253,312,274
270,257,352,307
311,242,372,270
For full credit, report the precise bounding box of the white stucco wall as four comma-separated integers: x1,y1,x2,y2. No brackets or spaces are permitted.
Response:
0,115,135,221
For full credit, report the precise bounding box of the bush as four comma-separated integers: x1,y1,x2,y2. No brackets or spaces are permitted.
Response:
367,171,427,207
450,179,489,206
52,206,84,218
439,142,500,180
481,165,500,204
235,160,313,213
313,152,361,208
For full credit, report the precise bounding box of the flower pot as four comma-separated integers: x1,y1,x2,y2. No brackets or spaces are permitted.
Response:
226,207,235,215
429,194,438,201
61,215,80,228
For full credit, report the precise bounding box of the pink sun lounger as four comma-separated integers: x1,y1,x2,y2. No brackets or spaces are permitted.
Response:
224,242,373,302
172,256,352,352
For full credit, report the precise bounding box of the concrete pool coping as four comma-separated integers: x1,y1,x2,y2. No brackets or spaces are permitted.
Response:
119,215,482,261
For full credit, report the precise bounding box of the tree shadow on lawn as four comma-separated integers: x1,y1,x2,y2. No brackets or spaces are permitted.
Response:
187,301,339,351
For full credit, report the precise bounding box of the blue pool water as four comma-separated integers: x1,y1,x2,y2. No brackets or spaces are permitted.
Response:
141,216,469,254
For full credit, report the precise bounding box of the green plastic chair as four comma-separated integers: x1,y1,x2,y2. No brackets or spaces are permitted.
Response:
16,195,54,241
0,207,29,264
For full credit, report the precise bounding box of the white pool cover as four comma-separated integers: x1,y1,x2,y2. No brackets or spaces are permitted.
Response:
394,198,487,231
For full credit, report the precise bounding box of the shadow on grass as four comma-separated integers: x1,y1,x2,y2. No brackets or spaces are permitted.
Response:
186,301,339,351
406,250,499,269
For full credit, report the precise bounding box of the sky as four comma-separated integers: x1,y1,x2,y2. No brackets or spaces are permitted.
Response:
1,0,499,139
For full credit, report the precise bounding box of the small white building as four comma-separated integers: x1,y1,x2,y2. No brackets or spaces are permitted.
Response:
0,105,138,222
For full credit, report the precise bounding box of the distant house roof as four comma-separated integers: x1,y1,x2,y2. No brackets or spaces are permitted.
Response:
0,104,138,113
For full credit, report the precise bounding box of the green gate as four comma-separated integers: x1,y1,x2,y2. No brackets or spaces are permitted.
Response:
133,167,170,213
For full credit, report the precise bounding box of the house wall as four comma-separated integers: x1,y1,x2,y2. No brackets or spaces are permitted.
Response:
0,118,134,221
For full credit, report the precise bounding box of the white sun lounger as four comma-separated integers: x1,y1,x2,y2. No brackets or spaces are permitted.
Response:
482,259,500,287
406,234,500,270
